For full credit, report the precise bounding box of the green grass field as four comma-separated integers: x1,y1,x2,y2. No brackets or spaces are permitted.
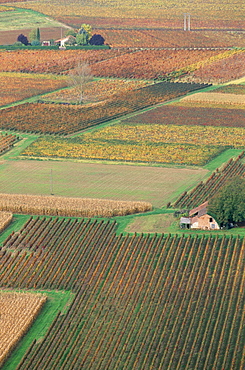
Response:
0,157,208,208
123,210,245,236
0,8,65,31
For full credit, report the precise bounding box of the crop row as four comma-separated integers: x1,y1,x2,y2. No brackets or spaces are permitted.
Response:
0,49,129,75
22,136,224,166
0,81,208,135
125,104,245,128
0,48,239,82
13,0,245,23
0,72,67,106
179,49,245,84
0,218,244,369
91,49,223,80
0,193,152,218
0,132,19,154
173,151,245,209
42,78,151,104
94,28,245,48
21,118,245,165
0,292,47,368
0,211,12,233
180,92,245,107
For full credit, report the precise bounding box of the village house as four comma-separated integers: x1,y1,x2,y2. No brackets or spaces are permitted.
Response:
55,35,76,48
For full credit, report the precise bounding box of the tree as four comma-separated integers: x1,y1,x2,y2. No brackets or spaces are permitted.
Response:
65,29,77,37
67,61,93,104
80,23,92,39
29,28,40,43
76,30,88,45
17,34,29,46
208,176,245,227
89,34,105,46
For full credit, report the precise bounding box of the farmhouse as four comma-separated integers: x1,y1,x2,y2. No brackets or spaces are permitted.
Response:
55,35,75,47
189,201,220,230
180,201,220,230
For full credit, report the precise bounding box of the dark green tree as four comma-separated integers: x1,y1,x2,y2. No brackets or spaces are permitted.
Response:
17,34,29,45
89,34,105,45
208,176,245,227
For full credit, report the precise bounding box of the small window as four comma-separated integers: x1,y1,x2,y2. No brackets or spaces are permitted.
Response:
209,217,213,222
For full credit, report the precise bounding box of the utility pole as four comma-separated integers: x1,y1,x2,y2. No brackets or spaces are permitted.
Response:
50,169,54,195
184,13,191,31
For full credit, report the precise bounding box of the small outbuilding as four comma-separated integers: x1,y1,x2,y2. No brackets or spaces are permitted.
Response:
180,217,191,229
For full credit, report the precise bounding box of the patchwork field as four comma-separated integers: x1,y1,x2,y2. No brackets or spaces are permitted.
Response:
0,48,243,84
0,2,245,369
0,82,207,134
7,0,245,24
178,50,245,84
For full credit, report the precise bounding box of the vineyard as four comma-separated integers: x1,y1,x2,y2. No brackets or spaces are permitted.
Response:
124,104,245,127
0,81,209,135
0,193,152,217
173,152,245,209
0,292,47,368
0,49,127,75
21,133,225,166
0,218,244,369
8,0,245,24
180,92,245,107
0,132,19,154
91,49,239,81
179,50,245,84
42,78,151,104
0,49,243,83
210,84,245,94
91,28,245,48
0,3,244,369
0,72,67,107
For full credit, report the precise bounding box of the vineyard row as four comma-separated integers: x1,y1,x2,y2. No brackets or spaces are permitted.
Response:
0,217,244,369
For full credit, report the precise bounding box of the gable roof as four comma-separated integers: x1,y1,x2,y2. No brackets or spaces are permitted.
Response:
189,201,208,217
